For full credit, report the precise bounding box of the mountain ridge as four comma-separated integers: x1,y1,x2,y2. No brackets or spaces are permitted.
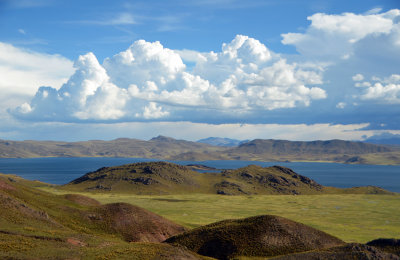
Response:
0,136,399,164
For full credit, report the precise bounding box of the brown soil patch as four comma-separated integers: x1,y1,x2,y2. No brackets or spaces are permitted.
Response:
67,238,86,247
0,179,16,191
64,194,101,206
89,202,187,243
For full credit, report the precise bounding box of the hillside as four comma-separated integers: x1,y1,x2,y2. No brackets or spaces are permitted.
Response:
0,136,225,158
221,139,399,164
165,214,345,259
1,136,399,164
272,243,399,260
0,173,208,259
2,173,399,259
63,161,391,195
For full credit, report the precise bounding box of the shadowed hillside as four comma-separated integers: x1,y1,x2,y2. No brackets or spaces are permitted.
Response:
165,215,346,259
367,238,400,257
63,161,391,195
271,243,399,260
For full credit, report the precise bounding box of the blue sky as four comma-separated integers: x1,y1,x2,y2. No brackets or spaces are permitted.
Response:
0,0,399,141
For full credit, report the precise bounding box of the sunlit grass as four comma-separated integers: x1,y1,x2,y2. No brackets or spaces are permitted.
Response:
41,187,400,243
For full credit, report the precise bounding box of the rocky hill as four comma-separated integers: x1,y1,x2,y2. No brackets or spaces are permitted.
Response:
63,161,391,195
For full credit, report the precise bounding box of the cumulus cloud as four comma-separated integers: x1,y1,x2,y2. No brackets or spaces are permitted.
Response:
356,74,400,104
12,53,130,121
12,35,326,122
119,35,325,111
282,9,400,60
8,9,400,130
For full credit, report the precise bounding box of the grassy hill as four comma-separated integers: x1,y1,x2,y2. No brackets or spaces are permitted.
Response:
1,136,399,164
165,215,345,259
0,173,208,259
63,161,391,195
1,172,399,259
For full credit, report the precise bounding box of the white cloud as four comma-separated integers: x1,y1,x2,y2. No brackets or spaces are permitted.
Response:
174,49,207,64
128,36,325,111
0,42,74,112
12,53,130,120
141,102,170,119
358,74,400,104
365,7,383,15
281,9,400,59
352,73,364,81
336,102,346,109
74,13,136,26
8,9,400,129
0,119,378,142
18,29,26,35
12,36,326,122
103,39,186,88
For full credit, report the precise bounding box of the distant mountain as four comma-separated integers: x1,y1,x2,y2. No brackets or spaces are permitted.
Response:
0,136,399,164
363,133,400,146
232,139,392,155
0,136,225,159
197,137,248,147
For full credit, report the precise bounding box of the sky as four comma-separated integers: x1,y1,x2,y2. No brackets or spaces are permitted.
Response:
0,0,400,142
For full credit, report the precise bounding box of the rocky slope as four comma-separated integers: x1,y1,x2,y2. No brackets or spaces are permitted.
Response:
63,161,391,195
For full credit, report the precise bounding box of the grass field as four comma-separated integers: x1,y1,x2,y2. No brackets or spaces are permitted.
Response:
40,187,400,243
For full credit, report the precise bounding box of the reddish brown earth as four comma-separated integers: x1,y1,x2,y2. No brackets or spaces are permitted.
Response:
64,194,101,206
0,179,16,191
87,202,187,243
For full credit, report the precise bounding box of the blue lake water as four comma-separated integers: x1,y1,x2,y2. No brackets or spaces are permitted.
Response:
0,157,399,192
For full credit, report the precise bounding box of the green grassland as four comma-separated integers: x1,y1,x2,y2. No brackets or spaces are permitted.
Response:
40,186,400,244
0,175,210,259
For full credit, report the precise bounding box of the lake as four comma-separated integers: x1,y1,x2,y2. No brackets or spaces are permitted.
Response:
0,157,399,192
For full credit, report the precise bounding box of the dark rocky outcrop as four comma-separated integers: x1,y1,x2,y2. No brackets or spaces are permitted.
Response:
367,238,400,257
273,243,400,260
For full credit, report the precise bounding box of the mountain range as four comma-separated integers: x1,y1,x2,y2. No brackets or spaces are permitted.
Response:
0,136,399,165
